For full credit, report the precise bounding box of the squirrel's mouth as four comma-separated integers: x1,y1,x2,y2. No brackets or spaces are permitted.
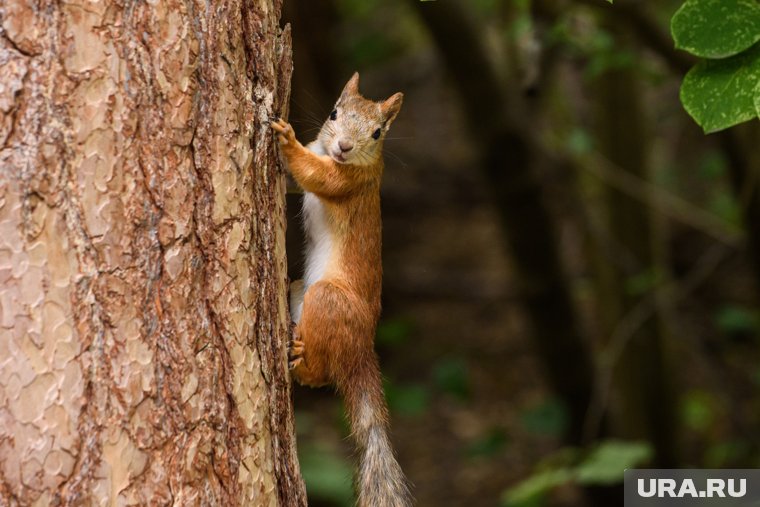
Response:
331,152,347,163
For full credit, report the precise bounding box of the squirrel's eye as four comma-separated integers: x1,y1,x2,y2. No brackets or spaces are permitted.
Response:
371,128,382,140
330,110,337,121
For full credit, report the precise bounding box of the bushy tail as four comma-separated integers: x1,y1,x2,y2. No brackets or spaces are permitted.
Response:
338,355,412,507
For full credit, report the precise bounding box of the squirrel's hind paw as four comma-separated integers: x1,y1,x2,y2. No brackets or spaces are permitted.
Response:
288,357,304,371
288,336,305,371
289,339,305,357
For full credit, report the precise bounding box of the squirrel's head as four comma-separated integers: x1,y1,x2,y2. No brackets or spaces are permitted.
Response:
317,72,403,166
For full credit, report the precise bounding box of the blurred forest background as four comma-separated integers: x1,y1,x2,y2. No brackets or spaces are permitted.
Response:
281,1,760,506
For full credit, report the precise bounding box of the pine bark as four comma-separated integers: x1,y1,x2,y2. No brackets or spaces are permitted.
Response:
0,0,306,505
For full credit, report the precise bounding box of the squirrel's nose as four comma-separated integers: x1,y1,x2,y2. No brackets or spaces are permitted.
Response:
338,140,354,153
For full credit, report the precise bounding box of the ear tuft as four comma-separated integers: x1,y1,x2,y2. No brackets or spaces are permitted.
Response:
341,72,361,98
381,92,404,125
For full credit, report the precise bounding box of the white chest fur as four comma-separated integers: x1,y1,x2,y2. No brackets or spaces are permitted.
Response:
291,141,334,323
302,191,332,288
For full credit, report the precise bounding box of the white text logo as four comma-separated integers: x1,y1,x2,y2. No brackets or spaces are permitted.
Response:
637,478,746,499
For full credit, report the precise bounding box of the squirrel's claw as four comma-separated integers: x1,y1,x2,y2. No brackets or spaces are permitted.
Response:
288,357,304,371
271,118,295,145
288,336,305,371
289,339,305,357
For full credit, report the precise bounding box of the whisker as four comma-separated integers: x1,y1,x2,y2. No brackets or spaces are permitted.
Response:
291,93,328,116
383,148,408,168
291,119,325,129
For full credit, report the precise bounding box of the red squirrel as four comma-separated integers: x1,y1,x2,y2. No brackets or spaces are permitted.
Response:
271,72,410,507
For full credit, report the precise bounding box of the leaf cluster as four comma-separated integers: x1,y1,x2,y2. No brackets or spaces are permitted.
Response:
501,440,653,507
670,0,760,132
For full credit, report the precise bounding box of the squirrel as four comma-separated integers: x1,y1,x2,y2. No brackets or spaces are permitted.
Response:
271,72,410,507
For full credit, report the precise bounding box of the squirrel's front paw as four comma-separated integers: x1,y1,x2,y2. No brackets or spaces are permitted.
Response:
271,118,296,146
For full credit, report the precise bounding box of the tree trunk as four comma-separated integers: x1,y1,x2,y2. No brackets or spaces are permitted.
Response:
719,122,760,295
409,0,597,446
592,41,677,467
0,0,306,505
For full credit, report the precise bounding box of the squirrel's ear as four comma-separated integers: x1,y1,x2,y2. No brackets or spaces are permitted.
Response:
381,92,403,125
340,72,360,98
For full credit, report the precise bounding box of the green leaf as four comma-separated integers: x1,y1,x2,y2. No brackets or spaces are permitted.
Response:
697,150,728,179
680,43,760,133
708,191,741,224
756,80,760,116
432,358,471,401
376,318,413,346
501,468,573,507
625,269,662,296
575,440,653,485
467,428,509,459
672,0,760,58
715,305,759,333
566,128,594,154
680,390,716,432
705,440,749,467
501,441,650,506
385,382,430,416
299,444,354,506
520,398,568,436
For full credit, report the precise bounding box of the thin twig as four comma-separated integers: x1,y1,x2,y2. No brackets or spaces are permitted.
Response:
583,243,731,441
545,134,745,247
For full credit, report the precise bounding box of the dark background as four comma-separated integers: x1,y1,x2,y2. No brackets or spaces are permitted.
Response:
281,1,760,506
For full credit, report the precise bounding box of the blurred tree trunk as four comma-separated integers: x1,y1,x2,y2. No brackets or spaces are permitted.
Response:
0,0,306,505
720,123,760,294
283,0,342,118
582,0,760,298
592,31,677,467
409,0,596,446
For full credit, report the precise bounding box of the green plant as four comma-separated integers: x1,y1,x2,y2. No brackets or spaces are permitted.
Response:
501,440,653,507
670,0,760,132
299,442,354,506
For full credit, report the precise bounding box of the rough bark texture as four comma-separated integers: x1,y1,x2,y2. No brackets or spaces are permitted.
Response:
0,0,306,505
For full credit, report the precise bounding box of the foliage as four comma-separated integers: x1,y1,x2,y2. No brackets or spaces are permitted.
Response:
467,427,509,459
625,269,664,297
299,442,355,507
670,0,760,132
432,357,471,401
385,381,431,416
376,317,414,346
680,390,717,433
672,0,760,58
575,441,652,484
520,398,568,437
715,305,760,335
501,441,652,506
295,409,354,507
705,440,751,467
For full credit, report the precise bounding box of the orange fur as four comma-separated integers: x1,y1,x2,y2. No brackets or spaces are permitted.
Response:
272,73,410,507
